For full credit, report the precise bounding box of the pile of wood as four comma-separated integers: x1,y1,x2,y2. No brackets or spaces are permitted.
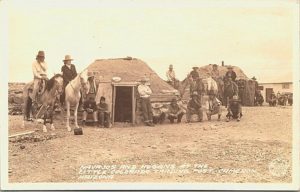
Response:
8,83,25,115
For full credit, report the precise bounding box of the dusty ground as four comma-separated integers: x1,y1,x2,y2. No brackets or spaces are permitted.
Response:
8,105,292,183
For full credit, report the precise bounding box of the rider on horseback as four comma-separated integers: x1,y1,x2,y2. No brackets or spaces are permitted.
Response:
32,50,48,105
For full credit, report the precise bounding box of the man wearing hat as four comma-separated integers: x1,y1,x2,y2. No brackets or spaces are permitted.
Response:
60,55,78,104
32,50,48,104
186,91,203,123
82,95,98,126
152,103,166,124
138,76,155,126
167,98,185,123
190,66,200,81
225,65,237,82
166,64,177,87
226,95,242,122
206,90,222,121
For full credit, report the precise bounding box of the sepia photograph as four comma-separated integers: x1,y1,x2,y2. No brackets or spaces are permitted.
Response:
1,0,299,190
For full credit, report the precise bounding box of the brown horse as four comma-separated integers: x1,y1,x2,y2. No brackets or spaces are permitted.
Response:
22,74,64,132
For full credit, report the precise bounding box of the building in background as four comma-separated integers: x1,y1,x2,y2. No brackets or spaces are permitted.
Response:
258,82,293,103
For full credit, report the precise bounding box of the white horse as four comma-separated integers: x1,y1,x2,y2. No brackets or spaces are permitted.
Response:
64,69,90,131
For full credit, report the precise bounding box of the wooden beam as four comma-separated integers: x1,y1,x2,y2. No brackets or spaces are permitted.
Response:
9,131,35,138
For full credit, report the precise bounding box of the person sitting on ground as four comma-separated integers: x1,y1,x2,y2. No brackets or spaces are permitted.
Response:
206,91,222,121
186,91,203,123
269,91,277,106
226,95,242,122
152,103,166,124
82,96,98,126
97,96,111,128
167,98,185,123
166,64,177,87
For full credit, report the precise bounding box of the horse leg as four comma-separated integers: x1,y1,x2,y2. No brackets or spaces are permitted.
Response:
50,106,55,131
42,114,47,133
74,102,79,128
66,101,71,132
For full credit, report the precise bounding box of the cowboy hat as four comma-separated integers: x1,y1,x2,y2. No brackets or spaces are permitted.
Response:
140,76,149,82
231,95,240,102
63,55,73,61
208,90,215,96
212,64,218,67
153,103,163,109
192,66,199,69
36,50,45,57
227,65,233,69
171,98,177,103
251,76,257,81
192,91,198,96
169,64,173,69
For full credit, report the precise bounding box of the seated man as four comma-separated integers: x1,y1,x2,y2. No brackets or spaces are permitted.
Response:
97,96,111,128
226,95,242,122
168,98,185,123
152,103,166,124
206,91,222,121
186,92,203,123
82,96,98,126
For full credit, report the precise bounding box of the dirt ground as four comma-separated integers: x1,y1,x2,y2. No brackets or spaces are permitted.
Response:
8,105,293,183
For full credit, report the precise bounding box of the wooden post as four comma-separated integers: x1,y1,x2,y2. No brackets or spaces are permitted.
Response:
132,86,136,124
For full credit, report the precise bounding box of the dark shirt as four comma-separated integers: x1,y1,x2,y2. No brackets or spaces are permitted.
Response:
228,101,241,115
98,102,108,112
190,70,200,80
168,103,181,115
83,100,97,111
225,71,237,81
187,99,201,110
61,64,77,85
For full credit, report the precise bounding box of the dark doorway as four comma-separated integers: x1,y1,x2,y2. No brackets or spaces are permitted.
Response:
114,86,133,123
266,88,273,102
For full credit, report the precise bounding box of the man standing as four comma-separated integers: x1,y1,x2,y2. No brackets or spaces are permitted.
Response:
138,76,154,127
186,92,203,123
190,66,200,81
168,98,185,123
206,91,222,121
32,50,48,104
60,55,77,104
211,64,220,80
166,64,176,87
225,65,237,82
97,96,111,128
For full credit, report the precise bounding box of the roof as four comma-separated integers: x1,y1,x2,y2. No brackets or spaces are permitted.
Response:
87,57,178,94
194,64,250,80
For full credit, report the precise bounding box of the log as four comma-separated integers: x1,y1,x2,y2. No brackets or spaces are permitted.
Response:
9,131,35,138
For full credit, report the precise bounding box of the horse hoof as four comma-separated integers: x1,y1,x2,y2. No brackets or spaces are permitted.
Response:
67,127,72,132
50,125,55,131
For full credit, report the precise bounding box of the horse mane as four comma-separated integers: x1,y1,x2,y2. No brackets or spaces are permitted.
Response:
45,74,63,91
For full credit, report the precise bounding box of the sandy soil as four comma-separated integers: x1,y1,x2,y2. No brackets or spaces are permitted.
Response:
8,106,292,183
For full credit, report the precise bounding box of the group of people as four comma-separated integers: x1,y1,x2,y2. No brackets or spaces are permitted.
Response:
169,64,241,122
31,51,111,127
269,91,293,106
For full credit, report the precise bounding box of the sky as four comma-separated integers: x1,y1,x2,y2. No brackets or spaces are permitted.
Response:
3,0,299,83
